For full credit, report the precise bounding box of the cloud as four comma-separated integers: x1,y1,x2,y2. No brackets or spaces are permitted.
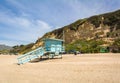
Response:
0,10,52,46
61,0,105,18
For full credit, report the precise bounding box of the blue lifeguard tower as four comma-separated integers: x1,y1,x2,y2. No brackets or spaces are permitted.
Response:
17,38,65,64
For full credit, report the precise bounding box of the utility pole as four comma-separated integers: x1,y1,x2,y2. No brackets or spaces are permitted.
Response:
63,29,65,52
63,30,65,42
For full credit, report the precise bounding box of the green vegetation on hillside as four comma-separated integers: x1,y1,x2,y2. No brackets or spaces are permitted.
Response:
0,49,10,54
66,39,106,53
88,10,120,28
110,38,120,53
10,43,34,54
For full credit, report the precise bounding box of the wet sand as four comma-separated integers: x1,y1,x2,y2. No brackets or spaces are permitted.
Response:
0,53,120,83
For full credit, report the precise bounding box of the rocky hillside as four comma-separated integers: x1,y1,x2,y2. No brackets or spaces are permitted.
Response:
32,9,120,51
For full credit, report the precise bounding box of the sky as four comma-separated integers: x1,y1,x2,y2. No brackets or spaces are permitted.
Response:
0,0,120,46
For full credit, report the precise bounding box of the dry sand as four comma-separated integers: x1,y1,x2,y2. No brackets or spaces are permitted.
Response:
0,53,120,83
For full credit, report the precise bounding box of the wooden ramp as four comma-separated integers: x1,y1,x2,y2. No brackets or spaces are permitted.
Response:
17,47,44,64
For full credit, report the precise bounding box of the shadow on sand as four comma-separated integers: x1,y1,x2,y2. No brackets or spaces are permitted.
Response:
30,57,62,63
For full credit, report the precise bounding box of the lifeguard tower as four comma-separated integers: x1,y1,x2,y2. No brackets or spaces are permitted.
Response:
17,38,65,64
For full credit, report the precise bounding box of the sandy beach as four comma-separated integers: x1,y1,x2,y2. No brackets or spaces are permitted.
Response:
0,53,120,83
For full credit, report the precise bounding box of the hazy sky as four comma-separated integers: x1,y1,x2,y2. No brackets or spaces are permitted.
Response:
0,0,120,46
